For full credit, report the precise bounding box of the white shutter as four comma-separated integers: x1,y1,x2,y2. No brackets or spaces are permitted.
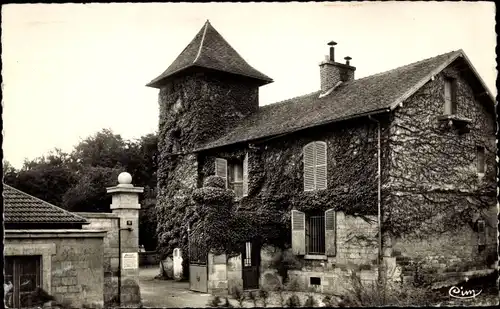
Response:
303,142,315,191
325,209,336,256
215,158,228,188
315,142,327,190
242,153,249,197
291,210,306,255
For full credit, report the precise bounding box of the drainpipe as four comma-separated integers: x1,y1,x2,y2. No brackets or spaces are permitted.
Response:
368,115,383,282
118,225,133,305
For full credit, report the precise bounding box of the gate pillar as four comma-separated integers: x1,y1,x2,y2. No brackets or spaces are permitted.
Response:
208,253,229,296
107,172,143,307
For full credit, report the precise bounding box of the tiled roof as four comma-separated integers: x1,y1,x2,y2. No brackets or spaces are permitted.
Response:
3,184,88,224
147,20,273,88
199,50,464,150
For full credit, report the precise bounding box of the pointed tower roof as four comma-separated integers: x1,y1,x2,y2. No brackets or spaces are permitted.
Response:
147,20,273,88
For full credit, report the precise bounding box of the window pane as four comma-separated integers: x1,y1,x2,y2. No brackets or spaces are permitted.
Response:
444,79,455,115
308,215,325,254
233,164,243,182
233,183,243,198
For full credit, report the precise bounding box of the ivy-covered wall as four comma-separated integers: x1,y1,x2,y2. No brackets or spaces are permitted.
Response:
386,64,497,272
198,117,388,286
155,61,496,284
156,72,261,264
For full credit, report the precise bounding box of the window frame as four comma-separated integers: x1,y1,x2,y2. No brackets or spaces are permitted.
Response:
305,212,326,255
303,141,328,192
443,78,457,115
4,255,42,309
216,154,249,199
476,145,486,176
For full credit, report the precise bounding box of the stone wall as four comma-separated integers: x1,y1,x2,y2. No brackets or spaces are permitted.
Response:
286,212,378,294
139,251,160,267
195,116,383,294
5,230,106,308
76,212,120,304
208,253,229,295
387,62,497,275
227,255,243,293
222,211,379,295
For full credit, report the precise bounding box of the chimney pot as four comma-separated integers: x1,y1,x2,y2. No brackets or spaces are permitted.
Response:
327,41,337,62
319,41,355,93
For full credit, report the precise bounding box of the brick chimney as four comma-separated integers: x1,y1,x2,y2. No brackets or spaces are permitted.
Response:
319,41,356,92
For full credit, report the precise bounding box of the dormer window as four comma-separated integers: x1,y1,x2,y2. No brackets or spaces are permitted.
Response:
444,78,457,115
215,154,249,199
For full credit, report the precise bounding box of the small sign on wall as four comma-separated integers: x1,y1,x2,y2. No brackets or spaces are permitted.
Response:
122,252,138,269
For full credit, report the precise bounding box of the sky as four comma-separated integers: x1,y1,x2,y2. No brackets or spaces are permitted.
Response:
2,2,496,169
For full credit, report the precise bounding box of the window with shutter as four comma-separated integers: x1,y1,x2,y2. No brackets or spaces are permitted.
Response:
303,143,315,191
315,142,327,190
291,210,306,255
306,212,325,255
303,141,327,191
324,209,336,256
242,153,249,197
444,78,457,115
215,158,228,188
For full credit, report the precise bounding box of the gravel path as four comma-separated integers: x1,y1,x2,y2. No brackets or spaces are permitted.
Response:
139,267,212,308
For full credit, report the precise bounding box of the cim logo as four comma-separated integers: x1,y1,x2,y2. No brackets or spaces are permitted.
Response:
448,278,482,299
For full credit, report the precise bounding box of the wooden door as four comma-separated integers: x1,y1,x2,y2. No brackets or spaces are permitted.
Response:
4,255,41,308
242,241,260,290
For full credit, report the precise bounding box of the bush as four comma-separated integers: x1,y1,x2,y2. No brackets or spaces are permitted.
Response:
248,291,258,307
230,286,245,307
304,294,318,307
204,175,227,189
341,271,439,307
285,294,301,307
207,295,222,307
222,297,233,308
259,289,269,307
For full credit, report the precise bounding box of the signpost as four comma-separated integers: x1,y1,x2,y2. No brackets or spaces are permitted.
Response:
122,252,138,270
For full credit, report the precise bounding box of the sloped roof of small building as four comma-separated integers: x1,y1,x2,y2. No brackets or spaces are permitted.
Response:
147,20,273,88
3,184,88,225
198,49,494,151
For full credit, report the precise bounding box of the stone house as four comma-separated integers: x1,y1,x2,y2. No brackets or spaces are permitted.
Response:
3,184,106,308
149,21,497,295
3,174,144,308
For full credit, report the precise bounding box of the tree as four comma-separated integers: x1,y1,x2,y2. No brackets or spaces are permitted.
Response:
3,160,18,184
62,166,121,212
5,129,159,250
72,129,127,169
4,150,78,206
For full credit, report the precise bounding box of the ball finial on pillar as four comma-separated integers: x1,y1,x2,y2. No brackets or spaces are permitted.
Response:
118,172,133,187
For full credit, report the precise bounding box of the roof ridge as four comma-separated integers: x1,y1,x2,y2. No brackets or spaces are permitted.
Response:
193,21,209,64
354,50,459,82
4,184,88,223
260,90,321,110
259,50,459,109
